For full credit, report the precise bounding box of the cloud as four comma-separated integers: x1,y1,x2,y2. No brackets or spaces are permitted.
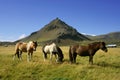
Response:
81,33,96,36
0,35,16,42
18,34,26,39
0,34,27,42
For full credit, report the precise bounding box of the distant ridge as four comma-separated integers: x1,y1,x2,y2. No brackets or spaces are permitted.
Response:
15,18,90,45
89,31,120,40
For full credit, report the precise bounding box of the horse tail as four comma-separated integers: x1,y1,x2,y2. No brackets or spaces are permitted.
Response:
42,45,47,59
13,43,20,60
42,45,46,54
69,46,73,63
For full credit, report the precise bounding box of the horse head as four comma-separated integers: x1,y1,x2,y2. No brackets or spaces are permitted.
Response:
56,46,64,62
33,41,38,51
28,41,38,51
100,42,108,52
57,54,64,62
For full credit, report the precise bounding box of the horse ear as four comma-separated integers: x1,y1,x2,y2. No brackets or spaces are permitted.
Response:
33,41,37,43
35,41,38,44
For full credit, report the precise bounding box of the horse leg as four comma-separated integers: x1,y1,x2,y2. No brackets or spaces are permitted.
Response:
19,51,22,61
30,52,33,61
27,52,30,62
43,53,47,61
73,53,77,63
89,56,93,65
69,49,74,63
16,52,20,59
50,52,53,61
13,51,18,60
69,54,73,63
54,53,58,62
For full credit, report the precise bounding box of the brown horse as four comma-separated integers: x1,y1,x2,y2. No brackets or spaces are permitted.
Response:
69,42,108,64
13,41,37,62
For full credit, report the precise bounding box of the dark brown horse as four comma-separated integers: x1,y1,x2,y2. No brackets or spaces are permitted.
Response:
13,41,37,62
69,42,108,64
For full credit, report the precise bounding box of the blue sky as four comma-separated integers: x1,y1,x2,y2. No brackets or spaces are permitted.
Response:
0,0,120,41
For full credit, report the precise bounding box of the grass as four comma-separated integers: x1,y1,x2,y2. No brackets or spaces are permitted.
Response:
0,46,120,80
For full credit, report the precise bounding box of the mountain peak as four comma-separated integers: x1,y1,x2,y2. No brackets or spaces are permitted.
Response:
52,17,63,23
48,18,68,27
16,18,90,45
43,18,70,31
54,17,61,21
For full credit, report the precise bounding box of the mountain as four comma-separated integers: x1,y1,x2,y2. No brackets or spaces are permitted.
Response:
16,18,90,45
89,31,120,40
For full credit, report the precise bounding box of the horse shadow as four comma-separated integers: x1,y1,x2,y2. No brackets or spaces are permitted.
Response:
95,61,120,68
63,59,120,69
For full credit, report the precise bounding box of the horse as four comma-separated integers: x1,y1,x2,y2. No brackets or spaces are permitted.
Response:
42,42,64,62
13,41,38,62
69,42,108,64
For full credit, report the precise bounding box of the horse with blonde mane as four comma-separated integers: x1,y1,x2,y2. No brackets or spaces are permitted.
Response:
13,41,37,62
42,42,64,62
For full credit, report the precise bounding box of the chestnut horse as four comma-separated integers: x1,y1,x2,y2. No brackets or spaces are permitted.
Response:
13,41,37,62
42,43,64,62
69,42,108,64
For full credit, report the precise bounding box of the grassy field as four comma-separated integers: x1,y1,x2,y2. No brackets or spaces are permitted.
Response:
0,46,120,80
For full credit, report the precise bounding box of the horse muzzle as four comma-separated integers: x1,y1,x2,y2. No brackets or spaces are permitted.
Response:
104,49,108,52
33,48,36,51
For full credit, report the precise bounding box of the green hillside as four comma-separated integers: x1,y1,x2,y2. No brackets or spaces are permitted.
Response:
1,18,119,46
87,31,120,46
16,18,90,45
89,32,120,40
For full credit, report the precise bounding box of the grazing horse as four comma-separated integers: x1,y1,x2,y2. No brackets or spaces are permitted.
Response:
69,42,108,64
13,41,37,62
42,43,64,62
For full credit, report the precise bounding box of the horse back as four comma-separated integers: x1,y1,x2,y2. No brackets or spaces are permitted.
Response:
43,43,58,54
15,42,27,52
70,45,80,53
71,45,90,56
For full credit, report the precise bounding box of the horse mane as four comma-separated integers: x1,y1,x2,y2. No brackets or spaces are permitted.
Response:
56,46,64,58
88,42,105,46
33,41,38,46
28,41,34,44
28,41,37,45
46,42,56,45
27,41,34,46
88,42,101,49
88,42,100,45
